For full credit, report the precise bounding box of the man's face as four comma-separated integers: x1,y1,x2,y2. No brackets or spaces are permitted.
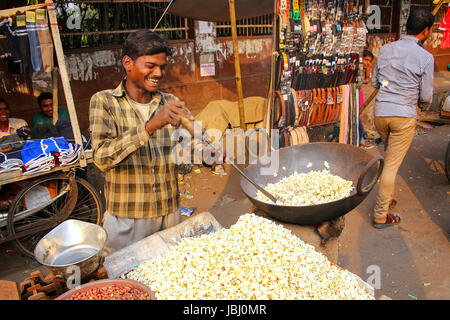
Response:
123,53,167,94
40,98,53,118
363,56,373,70
0,102,10,123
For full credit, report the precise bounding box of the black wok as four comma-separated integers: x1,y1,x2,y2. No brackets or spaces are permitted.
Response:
240,142,384,225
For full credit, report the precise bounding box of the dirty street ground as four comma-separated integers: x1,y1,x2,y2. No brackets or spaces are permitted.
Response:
1,121,448,300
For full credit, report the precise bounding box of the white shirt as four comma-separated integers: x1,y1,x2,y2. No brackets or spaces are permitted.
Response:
0,118,28,138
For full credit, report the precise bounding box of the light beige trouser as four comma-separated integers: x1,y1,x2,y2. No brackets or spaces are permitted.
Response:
373,117,417,220
102,210,181,256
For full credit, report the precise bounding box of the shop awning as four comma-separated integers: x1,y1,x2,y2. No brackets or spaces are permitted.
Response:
167,0,274,22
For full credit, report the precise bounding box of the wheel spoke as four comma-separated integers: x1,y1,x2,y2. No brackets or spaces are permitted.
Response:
70,211,98,221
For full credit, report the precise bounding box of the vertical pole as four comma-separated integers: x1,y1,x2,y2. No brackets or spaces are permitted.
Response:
228,0,246,130
52,67,59,125
46,0,87,167
399,0,411,37
365,0,371,15
432,0,444,16
264,0,278,150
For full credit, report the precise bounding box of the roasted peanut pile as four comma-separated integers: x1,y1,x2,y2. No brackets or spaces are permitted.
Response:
255,168,354,206
126,214,373,300
68,284,151,300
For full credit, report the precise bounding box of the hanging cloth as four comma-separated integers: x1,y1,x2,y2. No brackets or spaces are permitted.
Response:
348,84,353,145
36,8,54,73
15,15,33,77
25,10,43,72
0,19,22,63
351,84,360,146
355,86,360,146
439,4,450,49
339,84,350,144
339,86,345,143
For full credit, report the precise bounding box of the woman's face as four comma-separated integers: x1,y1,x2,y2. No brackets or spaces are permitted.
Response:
0,102,10,123
363,56,373,70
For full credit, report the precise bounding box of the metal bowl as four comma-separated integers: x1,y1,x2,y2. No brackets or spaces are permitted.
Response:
240,142,384,225
55,278,156,300
34,219,107,280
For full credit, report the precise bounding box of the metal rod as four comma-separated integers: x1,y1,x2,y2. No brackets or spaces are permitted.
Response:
360,88,379,114
60,27,185,36
47,0,87,167
228,161,278,204
152,0,175,32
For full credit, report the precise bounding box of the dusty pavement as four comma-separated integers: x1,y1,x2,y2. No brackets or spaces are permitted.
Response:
0,123,449,300
337,124,450,300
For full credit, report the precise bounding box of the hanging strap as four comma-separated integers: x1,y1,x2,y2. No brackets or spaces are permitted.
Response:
291,88,300,126
302,89,312,127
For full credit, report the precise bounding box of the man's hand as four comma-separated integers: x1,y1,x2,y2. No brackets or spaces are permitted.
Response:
145,100,194,135
202,142,235,167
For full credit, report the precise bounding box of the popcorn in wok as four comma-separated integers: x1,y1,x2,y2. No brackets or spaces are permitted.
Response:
126,214,373,300
256,166,354,206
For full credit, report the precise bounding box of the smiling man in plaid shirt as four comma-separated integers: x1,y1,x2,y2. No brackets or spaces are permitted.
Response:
89,30,196,255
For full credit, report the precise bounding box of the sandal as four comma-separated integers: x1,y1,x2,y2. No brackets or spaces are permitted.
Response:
372,213,402,229
389,199,397,210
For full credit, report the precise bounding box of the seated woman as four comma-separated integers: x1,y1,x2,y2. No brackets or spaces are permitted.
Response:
0,98,28,210
0,98,28,139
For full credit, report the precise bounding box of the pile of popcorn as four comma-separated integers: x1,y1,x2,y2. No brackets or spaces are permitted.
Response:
126,214,373,300
255,167,354,206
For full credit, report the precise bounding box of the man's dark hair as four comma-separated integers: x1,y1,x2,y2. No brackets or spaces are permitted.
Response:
363,50,374,60
406,9,435,35
0,98,8,108
121,30,173,60
37,92,53,108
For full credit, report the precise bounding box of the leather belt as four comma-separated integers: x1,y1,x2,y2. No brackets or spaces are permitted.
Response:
290,126,299,145
287,91,296,127
278,127,291,148
274,90,285,128
336,86,344,123
309,88,319,125
319,88,326,124
302,90,312,127
291,88,300,127
325,87,333,123
274,90,297,129
296,90,306,127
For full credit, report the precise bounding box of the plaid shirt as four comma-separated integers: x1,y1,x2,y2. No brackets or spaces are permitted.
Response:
89,79,179,219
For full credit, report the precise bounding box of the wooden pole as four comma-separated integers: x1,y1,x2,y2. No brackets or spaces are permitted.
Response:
360,88,379,114
0,3,47,19
365,0,371,16
52,67,59,125
46,0,87,167
228,0,246,131
264,0,279,148
432,0,445,16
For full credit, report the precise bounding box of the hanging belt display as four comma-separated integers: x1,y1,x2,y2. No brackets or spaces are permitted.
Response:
272,0,368,147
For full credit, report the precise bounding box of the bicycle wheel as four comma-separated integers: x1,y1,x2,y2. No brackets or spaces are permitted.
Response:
7,173,104,258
